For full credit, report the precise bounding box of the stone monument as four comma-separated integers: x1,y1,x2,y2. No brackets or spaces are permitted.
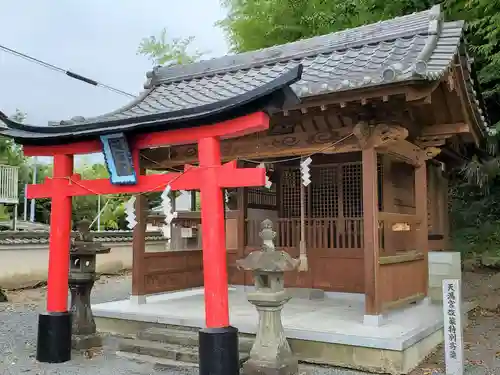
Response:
236,219,300,375
69,219,110,349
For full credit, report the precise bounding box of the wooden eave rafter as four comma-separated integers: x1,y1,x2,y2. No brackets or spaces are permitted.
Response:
421,122,470,137
285,80,439,113
416,122,470,147
452,57,485,145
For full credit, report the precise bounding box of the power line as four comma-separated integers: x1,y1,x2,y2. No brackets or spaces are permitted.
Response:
0,44,135,98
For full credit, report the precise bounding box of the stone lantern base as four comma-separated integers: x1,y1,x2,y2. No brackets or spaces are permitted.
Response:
72,334,102,351
244,355,298,375
69,281,102,350
237,219,300,375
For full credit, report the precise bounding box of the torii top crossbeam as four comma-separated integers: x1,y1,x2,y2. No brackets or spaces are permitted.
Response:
0,64,302,365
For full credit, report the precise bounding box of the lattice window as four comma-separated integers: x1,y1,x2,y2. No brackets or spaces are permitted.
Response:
280,168,308,218
279,161,383,219
342,163,363,218
311,166,338,218
247,186,276,208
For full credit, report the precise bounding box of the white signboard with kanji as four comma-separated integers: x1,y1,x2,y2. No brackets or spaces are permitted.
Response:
442,279,464,375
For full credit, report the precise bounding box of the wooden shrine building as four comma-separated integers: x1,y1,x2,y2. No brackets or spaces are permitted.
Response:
0,4,487,373
141,4,486,322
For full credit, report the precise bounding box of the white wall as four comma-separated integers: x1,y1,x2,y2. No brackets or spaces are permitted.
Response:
0,241,166,289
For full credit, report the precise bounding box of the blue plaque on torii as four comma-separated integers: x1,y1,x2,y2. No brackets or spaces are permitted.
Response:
100,133,137,185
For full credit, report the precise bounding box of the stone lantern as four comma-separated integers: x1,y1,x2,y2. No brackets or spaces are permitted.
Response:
236,219,300,375
69,219,110,350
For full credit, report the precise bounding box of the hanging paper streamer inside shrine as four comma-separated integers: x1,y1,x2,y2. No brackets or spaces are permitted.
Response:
161,184,178,239
300,157,312,186
257,162,272,189
125,196,137,229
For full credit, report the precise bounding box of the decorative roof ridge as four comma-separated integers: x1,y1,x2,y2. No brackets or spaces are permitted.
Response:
145,7,438,88
406,4,444,78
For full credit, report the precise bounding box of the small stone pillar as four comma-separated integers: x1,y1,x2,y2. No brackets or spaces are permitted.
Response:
69,220,110,350
236,219,300,375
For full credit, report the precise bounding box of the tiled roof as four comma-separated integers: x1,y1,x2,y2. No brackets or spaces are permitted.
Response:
147,5,456,98
51,5,468,127
2,5,486,135
0,66,301,145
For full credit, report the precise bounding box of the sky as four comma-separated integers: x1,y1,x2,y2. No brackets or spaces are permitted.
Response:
0,0,229,165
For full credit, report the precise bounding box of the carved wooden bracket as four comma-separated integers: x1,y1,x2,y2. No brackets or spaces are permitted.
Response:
353,122,409,149
380,141,442,166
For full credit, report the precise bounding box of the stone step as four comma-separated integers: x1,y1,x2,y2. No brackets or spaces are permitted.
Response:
119,337,250,365
137,327,255,352
116,351,199,370
119,338,198,363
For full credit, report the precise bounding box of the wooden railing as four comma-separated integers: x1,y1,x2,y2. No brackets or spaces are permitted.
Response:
246,217,363,250
0,165,18,204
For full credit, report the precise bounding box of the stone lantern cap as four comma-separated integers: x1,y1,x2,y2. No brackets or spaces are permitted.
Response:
236,219,299,272
70,219,110,255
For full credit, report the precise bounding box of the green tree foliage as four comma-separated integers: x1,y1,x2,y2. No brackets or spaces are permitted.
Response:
218,0,372,52
137,28,204,66
219,0,500,123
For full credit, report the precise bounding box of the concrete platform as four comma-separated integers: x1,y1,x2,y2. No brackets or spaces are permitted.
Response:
92,287,473,374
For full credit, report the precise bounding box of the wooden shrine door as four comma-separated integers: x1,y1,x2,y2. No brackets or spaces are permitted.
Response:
278,163,365,293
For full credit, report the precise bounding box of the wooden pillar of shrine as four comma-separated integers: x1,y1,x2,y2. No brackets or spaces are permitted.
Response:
441,172,450,249
131,167,148,304
362,146,382,323
415,161,429,297
236,164,248,285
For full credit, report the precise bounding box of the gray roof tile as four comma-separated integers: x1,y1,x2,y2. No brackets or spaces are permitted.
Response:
43,5,478,127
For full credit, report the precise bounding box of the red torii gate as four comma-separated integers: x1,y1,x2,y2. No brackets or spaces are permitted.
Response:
24,112,269,370
0,63,302,373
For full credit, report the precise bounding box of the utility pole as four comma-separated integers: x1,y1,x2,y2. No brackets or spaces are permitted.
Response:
23,183,28,221
97,195,101,231
29,157,37,222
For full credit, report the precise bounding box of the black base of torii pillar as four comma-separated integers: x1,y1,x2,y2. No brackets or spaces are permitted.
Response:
37,312,72,363
199,327,240,375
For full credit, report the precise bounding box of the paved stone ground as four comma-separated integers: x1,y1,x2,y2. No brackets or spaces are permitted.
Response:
0,274,368,375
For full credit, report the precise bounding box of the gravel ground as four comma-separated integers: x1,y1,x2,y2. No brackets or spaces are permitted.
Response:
0,274,368,375
410,269,500,375
1,271,499,375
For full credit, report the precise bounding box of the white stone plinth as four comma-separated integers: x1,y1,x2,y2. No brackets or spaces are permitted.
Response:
429,252,462,303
